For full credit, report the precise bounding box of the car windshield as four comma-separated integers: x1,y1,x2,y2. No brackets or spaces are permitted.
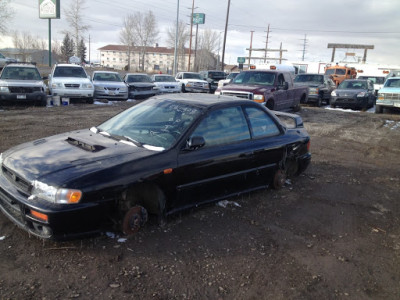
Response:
294,75,323,84
232,71,276,85
325,68,346,76
358,76,385,84
339,81,367,89
208,71,225,79
53,66,87,78
384,78,400,88
154,75,176,82
97,99,202,150
227,73,239,80
126,75,152,83
93,72,122,82
0,66,42,80
182,73,202,80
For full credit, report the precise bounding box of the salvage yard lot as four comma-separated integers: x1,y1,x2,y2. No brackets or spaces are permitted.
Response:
0,102,400,299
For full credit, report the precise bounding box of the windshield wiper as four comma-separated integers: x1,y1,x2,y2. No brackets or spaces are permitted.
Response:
123,135,142,147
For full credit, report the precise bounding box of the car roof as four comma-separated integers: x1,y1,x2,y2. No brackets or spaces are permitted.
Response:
55,64,83,68
5,63,37,68
93,71,118,74
126,73,148,75
150,93,260,108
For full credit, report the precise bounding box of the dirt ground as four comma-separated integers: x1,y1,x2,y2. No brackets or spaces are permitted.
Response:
0,101,400,299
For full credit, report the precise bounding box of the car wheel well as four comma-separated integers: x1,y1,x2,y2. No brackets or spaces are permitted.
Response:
266,99,274,110
121,183,166,217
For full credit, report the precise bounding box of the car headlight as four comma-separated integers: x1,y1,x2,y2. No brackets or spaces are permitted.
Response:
186,83,192,87
0,86,10,92
95,86,104,91
51,82,63,88
253,94,265,103
82,83,93,89
30,180,82,204
331,91,337,96
377,94,384,100
357,92,366,97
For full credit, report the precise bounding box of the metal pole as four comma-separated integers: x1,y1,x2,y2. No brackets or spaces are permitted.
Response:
249,31,254,68
221,0,231,73
187,0,195,71
194,23,198,71
48,19,52,67
173,0,179,74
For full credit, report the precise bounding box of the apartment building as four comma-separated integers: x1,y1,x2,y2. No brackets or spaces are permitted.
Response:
98,44,193,73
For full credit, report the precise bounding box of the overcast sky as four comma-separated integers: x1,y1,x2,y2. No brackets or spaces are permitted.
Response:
2,0,400,66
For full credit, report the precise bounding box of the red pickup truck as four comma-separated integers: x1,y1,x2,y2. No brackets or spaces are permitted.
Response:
215,70,308,111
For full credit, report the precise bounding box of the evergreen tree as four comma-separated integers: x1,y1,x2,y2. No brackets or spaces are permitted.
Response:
78,39,87,63
61,33,75,62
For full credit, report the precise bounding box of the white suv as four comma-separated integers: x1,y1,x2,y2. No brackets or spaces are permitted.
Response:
48,64,94,103
175,72,209,93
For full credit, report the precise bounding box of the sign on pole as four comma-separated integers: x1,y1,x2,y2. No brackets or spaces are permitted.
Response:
39,0,60,19
237,57,246,64
193,13,205,25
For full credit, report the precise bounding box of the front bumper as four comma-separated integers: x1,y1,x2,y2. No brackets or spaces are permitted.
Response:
0,91,46,103
331,96,368,108
94,90,128,100
0,166,111,240
51,88,94,99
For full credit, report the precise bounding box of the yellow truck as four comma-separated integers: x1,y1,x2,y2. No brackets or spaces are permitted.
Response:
324,64,357,86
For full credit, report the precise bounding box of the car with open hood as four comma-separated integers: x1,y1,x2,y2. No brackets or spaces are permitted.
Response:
0,94,311,240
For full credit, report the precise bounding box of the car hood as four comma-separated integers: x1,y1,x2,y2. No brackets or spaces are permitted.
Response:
93,81,127,88
379,87,400,93
154,82,179,86
2,129,155,185
0,79,44,87
335,88,367,96
294,82,322,88
126,82,155,88
51,77,91,84
182,79,208,84
221,84,272,93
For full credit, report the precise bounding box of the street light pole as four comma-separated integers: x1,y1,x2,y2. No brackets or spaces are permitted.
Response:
221,0,231,72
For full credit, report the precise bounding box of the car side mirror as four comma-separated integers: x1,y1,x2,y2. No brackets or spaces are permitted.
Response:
185,136,205,150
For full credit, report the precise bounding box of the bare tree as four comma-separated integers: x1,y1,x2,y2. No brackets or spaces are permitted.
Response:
12,31,36,62
63,0,90,56
166,21,189,72
0,0,14,36
130,11,159,72
196,29,220,70
120,14,135,71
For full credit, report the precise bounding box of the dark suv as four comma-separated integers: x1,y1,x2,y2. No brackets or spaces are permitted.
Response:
199,70,226,93
0,62,47,106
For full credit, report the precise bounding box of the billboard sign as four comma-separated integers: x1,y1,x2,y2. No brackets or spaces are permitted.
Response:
39,0,60,19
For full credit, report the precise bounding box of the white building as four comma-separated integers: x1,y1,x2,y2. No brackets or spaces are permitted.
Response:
98,44,194,73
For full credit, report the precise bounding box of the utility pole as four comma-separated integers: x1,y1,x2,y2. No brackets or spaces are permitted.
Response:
301,34,308,61
187,0,195,71
264,24,270,63
88,34,91,64
173,0,179,74
221,0,231,73
248,31,254,68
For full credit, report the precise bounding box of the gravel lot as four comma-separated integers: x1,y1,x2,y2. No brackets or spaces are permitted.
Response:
0,101,400,299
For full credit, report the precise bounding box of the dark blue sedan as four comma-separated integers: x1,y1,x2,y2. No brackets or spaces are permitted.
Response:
0,94,311,239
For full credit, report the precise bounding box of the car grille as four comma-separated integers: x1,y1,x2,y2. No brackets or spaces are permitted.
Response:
0,188,24,223
135,87,153,91
8,87,42,93
1,165,31,194
65,84,80,88
164,86,176,89
221,91,253,100
382,93,400,101
105,87,117,91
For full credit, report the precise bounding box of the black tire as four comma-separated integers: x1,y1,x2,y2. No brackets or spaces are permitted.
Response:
86,97,94,104
316,95,322,107
181,84,186,93
375,104,383,114
266,99,274,110
330,103,336,108
293,103,301,112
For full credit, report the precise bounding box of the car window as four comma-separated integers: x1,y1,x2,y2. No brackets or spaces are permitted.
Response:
0,67,41,80
244,107,281,138
54,66,87,78
126,75,152,83
191,106,250,148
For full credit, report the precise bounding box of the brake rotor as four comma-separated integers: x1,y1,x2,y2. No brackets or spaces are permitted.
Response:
122,206,148,235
